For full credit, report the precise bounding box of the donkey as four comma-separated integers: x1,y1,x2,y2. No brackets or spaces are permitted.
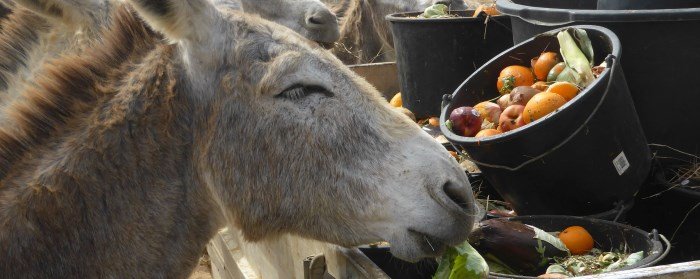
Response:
329,0,468,64
0,0,338,119
0,0,476,277
230,0,340,47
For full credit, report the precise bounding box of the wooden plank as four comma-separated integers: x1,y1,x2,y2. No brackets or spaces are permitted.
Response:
349,62,400,100
577,261,700,279
225,229,330,278
207,229,258,279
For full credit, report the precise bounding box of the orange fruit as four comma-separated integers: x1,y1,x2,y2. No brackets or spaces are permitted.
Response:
522,92,566,124
531,81,549,91
448,151,458,159
473,4,500,17
482,6,500,16
531,52,560,81
559,226,595,255
497,65,535,95
390,92,402,107
428,117,440,127
547,82,580,101
475,129,501,138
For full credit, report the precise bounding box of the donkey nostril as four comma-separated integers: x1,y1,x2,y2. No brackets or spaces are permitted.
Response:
443,181,471,211
305,8,337,28
307,15,324,25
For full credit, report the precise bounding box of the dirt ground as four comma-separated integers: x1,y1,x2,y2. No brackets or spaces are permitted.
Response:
188,252,213,279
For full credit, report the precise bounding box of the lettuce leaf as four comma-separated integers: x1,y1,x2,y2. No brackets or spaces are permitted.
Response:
433,242,489,279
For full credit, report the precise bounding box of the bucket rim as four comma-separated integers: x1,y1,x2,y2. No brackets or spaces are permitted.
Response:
488,215,668,278
653,162,700,200
496,0,700,25
439,25,621,145
385,10,508,23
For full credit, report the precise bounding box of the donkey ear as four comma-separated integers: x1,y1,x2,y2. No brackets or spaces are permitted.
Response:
126,0,221,42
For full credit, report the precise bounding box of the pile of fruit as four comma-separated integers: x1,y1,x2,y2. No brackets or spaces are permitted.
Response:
436,219,644,279
446,28,605,138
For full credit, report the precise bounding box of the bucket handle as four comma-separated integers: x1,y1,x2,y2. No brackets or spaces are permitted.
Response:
645,230,671,268
450,54,618,171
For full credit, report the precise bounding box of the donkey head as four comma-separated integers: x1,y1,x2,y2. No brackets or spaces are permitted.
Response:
9,0,339,45
127,0,475,262
236,0,340,45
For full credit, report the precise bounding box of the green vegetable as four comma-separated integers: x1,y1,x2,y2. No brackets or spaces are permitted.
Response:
557,28,595,88
572,28,594,67
546,62,566,82
555,66,577,83
433,242,489,279
420,4,451,18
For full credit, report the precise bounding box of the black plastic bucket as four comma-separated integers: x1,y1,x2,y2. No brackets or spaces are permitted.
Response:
359,215,669,279
626,149,700,263
466,172,635,221
496,0,700,155
386,11,513,119
440,25,651,216
490,215,669,278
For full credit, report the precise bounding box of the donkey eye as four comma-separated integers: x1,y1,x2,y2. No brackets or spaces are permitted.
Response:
277,84,333,100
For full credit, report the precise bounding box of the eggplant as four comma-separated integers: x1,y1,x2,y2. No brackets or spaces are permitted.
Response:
468,219,569,276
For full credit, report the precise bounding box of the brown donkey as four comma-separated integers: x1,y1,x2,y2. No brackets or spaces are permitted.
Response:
0,0,338,118
0,0,476,277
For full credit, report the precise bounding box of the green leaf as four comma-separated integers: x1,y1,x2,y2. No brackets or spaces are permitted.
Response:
450,242,489,279
602,251,644,272
420,4,449,18
499,76,516,94
546,264,570,276
529,225,570,253
434,242,489,279
572,28,594,67
557,28,595,88
433,248,458,279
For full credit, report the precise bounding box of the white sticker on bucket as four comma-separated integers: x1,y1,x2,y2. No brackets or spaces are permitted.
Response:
613,151,630,175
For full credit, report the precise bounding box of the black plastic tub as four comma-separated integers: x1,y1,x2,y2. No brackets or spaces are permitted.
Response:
496,0,700,155
387,11,513,119
626,150,700,264
359,215,669,278
466,172,634,221
490,215,669,278
440,25,651,216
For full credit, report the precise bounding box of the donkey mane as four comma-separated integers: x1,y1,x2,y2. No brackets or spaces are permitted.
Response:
0,5,158,180
0,9,50,91
331,0,394,64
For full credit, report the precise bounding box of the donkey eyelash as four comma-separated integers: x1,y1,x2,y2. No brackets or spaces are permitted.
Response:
277,84,333,100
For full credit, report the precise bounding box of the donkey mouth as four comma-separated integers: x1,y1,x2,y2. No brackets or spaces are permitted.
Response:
316,41,335,50
408,229,447,257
